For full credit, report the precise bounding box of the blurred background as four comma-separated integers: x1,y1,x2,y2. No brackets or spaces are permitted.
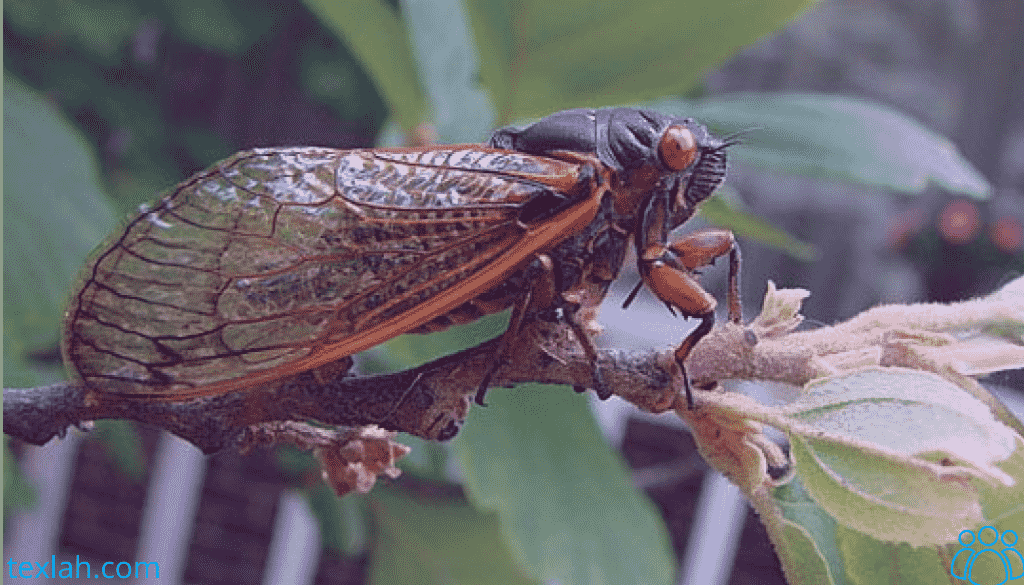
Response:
4,0,1023,584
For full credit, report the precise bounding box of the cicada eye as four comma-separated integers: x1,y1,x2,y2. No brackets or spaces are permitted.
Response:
658,125,698,171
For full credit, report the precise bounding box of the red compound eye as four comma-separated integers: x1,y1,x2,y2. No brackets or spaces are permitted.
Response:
658,125,698,171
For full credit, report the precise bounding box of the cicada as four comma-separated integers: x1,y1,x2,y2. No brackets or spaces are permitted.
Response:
62,107,740,417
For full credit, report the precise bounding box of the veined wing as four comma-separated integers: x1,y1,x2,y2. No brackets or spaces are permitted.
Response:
63,146,593,398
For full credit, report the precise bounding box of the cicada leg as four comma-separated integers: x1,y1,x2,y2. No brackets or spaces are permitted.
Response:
563,310,607,399
637,229,741,409
472,254,554,406
472,286,536,407
473,253,606,406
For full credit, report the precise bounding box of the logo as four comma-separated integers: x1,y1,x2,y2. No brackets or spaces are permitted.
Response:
950,526,1022,584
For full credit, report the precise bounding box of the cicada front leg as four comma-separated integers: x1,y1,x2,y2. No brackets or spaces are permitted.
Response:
626,229,741,409
666,229,742,325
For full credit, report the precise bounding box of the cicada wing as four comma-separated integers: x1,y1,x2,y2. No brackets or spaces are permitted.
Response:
63,146,589,398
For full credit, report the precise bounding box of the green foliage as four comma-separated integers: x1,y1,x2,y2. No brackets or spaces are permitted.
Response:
692,279,1024,585
698,190,818,260
787,369,1021,543
369,488,540,585
454,387,675,585
4,1,1006,584
4,0,387,212
651,94,991,198
304,0,429,131
4,437,38,524
5,0,144,63
90,421,147,480
774,368,1024,584
309,484,371,555
3,73,116,388
463,0,815,124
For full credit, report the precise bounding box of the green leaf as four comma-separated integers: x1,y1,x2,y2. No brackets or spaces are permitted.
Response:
3,72,117,387
91,421,146,480
393,434,453,485
4,437,38,520
4,0,142,62
401,0,495,143
305,0,429,132
771,478,846,584
762,368,1024,584
373,311,509,369
651,93,992,198
790,434,983,547
308,484,369,555
162,0,247,54
455,387,674,585
771,475,1022,585
832,524,954,585
699,191,817,260
790,369,1020,498
464,0,815,124
369,487,539,585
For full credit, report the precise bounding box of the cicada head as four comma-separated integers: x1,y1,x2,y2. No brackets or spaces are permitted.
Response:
594,109,729,215
489,106,734,233
673,120,729,211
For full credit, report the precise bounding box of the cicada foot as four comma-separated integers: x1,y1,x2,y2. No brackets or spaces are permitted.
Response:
473,369,498,407
674,312,715,409
572,372,611,400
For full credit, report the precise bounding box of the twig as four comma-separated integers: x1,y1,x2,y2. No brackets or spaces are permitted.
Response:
4,319,692,453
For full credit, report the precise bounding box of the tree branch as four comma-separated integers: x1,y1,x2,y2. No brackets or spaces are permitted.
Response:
7,279,1023,461
3,317,689,454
